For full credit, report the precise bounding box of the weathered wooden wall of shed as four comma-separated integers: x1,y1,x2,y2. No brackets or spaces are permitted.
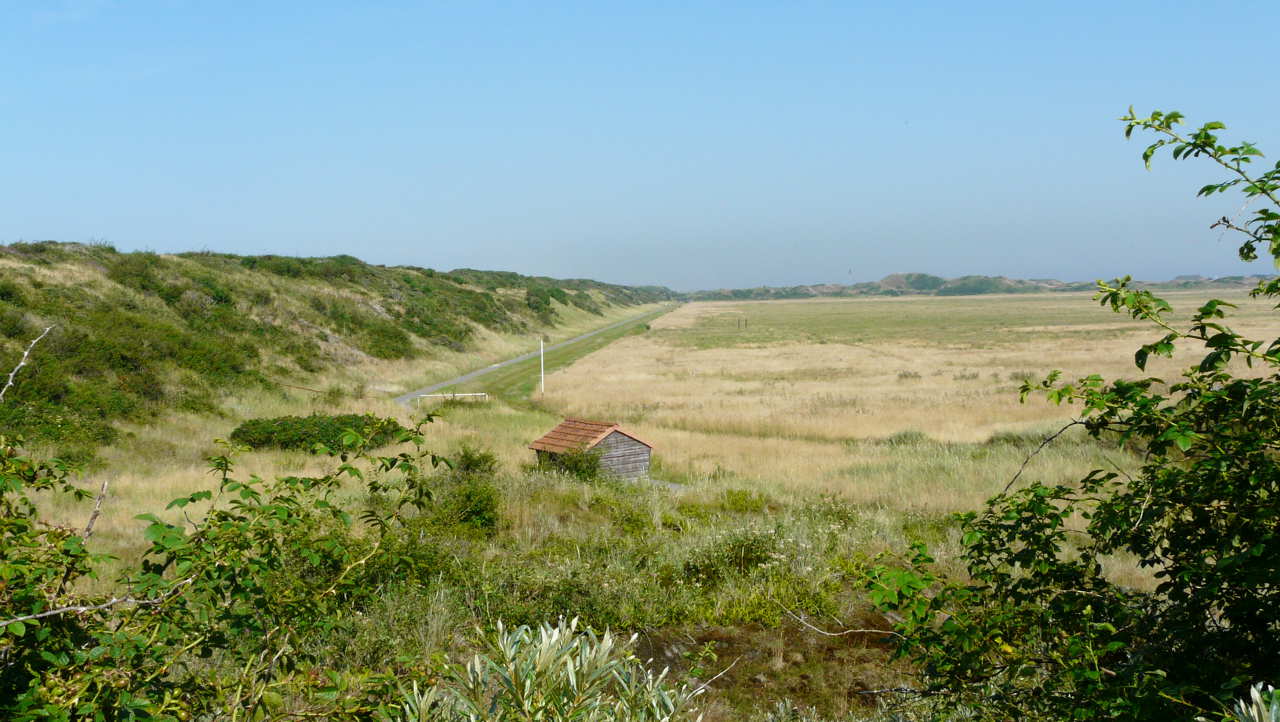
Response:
596,431,650,479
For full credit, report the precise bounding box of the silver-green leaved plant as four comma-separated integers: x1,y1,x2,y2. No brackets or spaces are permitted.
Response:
1232,684,1280,722
390,618,704,721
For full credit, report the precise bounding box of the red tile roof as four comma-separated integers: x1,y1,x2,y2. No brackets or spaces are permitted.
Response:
528,418,652,453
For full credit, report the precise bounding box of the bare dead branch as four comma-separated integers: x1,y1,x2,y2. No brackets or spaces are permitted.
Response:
0,325,53,403
82,478,109,540
771,596,902,639
0,577,194,628
1002,419,1084,494
690,654,741,695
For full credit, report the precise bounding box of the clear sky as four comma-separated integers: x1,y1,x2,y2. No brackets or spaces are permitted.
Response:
3,1,1278,290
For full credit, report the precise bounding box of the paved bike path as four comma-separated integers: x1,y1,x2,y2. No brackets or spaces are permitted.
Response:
393,306,670,406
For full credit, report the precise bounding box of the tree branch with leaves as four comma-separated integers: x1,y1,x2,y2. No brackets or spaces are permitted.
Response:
866,110,1280,720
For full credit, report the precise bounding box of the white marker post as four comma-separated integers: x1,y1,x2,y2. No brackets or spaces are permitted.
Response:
539,337,545,394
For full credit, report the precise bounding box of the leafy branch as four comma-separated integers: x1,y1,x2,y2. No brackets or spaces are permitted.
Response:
867,109,1280,719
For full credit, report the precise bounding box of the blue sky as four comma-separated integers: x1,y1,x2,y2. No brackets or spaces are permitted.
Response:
3,1,1278,290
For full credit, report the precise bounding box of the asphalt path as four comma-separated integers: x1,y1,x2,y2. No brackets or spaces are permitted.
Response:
393,306,670,407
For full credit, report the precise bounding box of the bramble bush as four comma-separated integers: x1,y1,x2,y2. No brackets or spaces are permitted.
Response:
1,415,446,718
2,368,716,719
866,109,1280,719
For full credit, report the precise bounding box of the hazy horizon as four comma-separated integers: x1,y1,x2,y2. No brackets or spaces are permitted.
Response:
4,1,1279,290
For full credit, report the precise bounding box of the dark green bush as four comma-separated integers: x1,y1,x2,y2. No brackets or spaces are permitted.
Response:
0,425,441,717
720,488,769,513
525,286,559,323
453,443,499,477
682,528,779,587
0,279,26,304
229,413,405,452
475,565,627,628
105,252,164,293
438,477,501,536
0,308,33,339
900,273,946,291
359,321,413,359
544,448,604,482
569,290,602,315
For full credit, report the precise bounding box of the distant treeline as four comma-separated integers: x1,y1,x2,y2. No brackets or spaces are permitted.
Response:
0,241,674,457
685,272,1272,301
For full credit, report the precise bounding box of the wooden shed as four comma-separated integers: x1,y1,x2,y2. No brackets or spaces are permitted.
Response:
528,418,653,480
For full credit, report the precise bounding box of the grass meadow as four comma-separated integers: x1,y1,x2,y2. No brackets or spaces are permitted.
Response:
34,288,1280,719
451,290,1280,510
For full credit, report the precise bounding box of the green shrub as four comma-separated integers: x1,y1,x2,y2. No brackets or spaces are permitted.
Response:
721,488,769,513
229,413,405,452
475,565,627,628
0,279,26,304
900,273,946,291
452,443,499,477
437,477,501,536
544,447,605,482
682,528,780,587
569,290,603,315
105,251,164,293
0,422,440,717
0,308,33,339
360,321,414,359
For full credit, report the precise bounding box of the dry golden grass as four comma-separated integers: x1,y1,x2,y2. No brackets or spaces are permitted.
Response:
537,291,1280,515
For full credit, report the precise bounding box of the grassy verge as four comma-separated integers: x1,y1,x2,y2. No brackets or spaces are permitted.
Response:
430,305,675,401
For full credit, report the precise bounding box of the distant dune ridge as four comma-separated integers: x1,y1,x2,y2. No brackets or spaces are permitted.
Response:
688,271,1272,301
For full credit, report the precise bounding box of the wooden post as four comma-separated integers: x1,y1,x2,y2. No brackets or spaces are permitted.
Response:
540,337,545,394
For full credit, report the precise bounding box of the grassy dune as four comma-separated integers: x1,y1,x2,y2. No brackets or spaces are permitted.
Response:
0,241,673,460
